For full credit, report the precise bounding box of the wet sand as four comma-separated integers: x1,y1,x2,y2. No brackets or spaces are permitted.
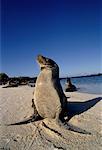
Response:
0,86,102,150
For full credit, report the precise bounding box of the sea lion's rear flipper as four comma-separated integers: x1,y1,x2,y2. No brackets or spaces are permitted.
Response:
6,114,42,126
64,122,91,135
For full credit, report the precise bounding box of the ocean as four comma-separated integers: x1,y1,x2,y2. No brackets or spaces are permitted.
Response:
60,75,102,95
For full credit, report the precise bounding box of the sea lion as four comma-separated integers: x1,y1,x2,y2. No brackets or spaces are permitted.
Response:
34,55,67,122
65,78,77,92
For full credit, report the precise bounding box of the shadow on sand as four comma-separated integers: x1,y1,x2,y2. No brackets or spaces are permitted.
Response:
67,97,102,120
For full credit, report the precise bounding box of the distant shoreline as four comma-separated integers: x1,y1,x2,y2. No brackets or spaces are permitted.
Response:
6,73,102,79
0,73,102,84
60,73,102,80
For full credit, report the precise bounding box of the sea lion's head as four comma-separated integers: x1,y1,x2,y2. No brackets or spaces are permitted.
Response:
37,55,59,76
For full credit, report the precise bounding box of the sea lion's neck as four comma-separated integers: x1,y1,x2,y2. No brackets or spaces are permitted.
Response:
37,69,52,83
38,69,59,83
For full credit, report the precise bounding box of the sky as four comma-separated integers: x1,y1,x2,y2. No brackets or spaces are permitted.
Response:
1,0,101,77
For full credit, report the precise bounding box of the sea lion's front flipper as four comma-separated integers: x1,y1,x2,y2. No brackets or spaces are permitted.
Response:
64,122,91,135
32,98,38,115
6,114,42,126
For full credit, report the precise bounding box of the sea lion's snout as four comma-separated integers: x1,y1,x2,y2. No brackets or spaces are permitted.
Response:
37,55,43,61
37,55,48,70
37,55,46,65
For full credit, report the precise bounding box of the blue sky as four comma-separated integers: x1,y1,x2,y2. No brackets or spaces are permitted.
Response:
1,0,101,77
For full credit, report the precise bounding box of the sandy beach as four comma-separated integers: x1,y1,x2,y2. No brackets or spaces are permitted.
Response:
0,86,102,150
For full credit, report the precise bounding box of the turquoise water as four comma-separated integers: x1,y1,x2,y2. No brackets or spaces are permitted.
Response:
60,75,102,94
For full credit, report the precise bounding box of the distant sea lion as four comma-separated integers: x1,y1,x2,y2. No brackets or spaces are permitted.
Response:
65,78,77,92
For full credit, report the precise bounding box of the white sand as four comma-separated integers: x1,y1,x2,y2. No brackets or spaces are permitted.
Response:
0,86,102,150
